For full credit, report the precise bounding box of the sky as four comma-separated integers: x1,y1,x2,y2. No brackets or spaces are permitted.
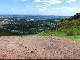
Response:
0,0,80,16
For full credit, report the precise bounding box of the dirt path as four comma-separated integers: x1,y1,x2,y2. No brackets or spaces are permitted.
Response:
0,36,80,59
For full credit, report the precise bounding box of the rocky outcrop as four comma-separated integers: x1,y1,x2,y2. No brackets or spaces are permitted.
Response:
69,13,80,20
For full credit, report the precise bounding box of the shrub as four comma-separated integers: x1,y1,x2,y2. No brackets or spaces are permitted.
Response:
66,31,76,36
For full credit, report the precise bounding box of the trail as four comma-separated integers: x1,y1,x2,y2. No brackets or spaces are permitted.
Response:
0,36,80,59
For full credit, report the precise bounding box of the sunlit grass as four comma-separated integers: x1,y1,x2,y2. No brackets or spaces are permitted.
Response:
35,30,80,41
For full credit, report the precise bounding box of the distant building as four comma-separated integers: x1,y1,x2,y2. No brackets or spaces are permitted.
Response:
30,19,34,21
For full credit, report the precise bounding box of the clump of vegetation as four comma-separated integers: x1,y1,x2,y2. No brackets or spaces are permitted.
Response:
36,13,80,40
66,31,76,36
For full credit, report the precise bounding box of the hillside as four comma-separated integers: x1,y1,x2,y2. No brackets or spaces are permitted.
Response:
36,13,80,40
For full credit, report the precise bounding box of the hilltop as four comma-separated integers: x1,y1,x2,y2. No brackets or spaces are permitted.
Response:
36,13,80,40
0,36,80,59
0,14,80,59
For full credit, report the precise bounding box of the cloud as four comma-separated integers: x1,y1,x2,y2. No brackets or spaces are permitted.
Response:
33,0,62,5
35,5,48,12
52,5,80,16
66,0,76,3
23,6,34,11
33,0,41,2
40,7,47,12
35,6,42,7
55,6,80,12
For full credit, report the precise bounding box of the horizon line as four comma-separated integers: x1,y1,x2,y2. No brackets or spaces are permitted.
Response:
0,14,72,16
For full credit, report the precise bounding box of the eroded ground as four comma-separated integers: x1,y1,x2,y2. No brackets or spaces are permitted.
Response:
0,36,80,59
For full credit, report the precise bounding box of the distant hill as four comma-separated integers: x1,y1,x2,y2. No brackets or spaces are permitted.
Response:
0,14,69,19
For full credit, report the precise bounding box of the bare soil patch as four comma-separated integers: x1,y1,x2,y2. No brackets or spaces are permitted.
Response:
0,36,80,59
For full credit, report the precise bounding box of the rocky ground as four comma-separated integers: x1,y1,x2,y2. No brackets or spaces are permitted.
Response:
0,36,80,59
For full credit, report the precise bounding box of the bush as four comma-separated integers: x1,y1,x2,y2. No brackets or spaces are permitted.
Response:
77,31,80,35
66,31,76,36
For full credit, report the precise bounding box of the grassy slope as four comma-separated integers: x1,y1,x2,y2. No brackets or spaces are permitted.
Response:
36,19,80,41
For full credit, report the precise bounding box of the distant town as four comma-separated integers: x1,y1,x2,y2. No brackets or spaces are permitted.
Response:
0,15,69,35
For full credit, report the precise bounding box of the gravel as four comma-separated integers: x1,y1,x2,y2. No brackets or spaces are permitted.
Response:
0,36,80,59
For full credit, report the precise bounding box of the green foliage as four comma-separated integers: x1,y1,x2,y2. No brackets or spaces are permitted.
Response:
36,19,80,40
66,31,76,36
0,21,49,36
29,28,37,35
51,19,80,34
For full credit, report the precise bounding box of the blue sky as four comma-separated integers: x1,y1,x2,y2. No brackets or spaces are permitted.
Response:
0,0,80,16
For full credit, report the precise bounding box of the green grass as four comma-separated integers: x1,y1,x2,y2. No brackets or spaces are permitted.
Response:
35,30,80,41
35,19,80,41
